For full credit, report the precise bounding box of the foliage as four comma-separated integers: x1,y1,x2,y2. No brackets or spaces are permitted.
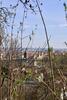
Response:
1,61,9,78
0,0,67,100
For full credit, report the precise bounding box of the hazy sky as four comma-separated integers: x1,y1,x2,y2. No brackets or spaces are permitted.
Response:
1,0,67,49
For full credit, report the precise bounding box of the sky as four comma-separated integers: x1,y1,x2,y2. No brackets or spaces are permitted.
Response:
0,0,67,49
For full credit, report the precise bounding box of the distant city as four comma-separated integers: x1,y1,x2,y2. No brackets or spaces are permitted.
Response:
21,48,67,52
